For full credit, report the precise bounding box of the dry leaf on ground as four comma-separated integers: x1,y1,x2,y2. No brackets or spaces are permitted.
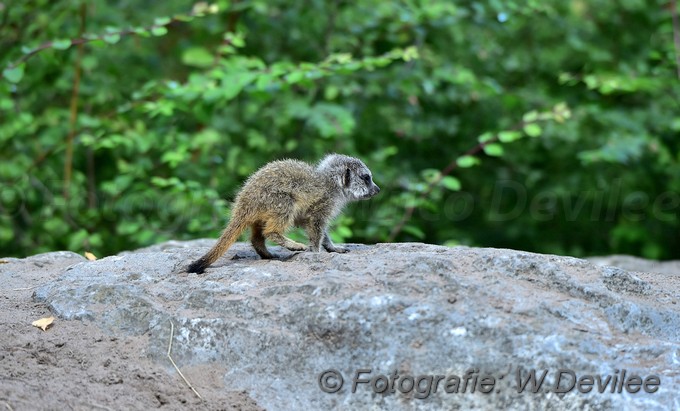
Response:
84,252,97,261
32,316,55,331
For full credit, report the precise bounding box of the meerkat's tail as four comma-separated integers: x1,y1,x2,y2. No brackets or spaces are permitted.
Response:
187,219,248,274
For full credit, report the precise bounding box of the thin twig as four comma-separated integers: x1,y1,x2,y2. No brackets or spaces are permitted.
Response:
11,286,39,291
63,4,86,200
166,320,203,400
6,34,118,72
671,0,680,79
1,8,213,75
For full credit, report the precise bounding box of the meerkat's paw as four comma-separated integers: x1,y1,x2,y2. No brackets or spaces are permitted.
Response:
284,241,307,251
254,247,277,259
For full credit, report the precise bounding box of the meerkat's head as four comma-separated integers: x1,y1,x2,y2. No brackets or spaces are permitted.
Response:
317,154,381,201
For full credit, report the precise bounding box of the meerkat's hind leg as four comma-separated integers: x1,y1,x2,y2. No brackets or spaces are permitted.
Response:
251,222,276,259
322,230,348,253
262,219,307,252
284,236,307,251
267,232,307,251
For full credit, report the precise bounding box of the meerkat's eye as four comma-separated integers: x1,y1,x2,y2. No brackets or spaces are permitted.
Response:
361,174,371,184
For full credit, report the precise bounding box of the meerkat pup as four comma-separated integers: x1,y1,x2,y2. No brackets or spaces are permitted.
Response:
186,154,380,274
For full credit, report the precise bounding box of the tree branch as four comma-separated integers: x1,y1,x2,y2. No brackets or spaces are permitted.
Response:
63,3,87,200
2,7,216,78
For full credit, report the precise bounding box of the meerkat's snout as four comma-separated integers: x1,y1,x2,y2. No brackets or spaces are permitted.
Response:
355,178,380,200
367,183,380,198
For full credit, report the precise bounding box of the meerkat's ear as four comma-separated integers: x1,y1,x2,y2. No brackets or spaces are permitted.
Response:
343,167,351,187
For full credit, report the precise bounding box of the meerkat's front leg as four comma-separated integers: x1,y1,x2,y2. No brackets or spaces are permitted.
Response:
322,230,348,253
305,220,325,252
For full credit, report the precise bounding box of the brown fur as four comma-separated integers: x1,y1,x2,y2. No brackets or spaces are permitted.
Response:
187,154,380,274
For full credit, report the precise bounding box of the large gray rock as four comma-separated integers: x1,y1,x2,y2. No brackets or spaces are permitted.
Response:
34,242,680,410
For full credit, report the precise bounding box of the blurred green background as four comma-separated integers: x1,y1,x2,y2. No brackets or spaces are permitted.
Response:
1,0,678,259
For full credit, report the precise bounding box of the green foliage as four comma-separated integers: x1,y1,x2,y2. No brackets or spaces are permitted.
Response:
1,0,678,260
2,63,24,83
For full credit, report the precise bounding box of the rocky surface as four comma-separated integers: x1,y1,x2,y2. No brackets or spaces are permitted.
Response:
2,241,679,410
588,254,680,276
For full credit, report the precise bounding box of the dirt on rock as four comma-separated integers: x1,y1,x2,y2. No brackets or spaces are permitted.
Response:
0,251,263,411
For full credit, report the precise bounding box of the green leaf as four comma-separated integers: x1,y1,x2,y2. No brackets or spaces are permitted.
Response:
220,72,257,100
3,64,25,83
191,2,211,15
103,33,121,44
483,143,504,157
151,176,180,187
232,37,245,48
254,73,278,90
371,57,392,67
441,176,462,191
173,14,195,22
477,132,495,143
498,131,522,143
524,123,542,137
522,110,539,122
151,26,168,36
456,155,480,168
181,47,214,68
402,46,419,61
225,32,246,48
553,102,571,122
421,168,439,183
133,27,150,36
285,71,305,84
160,151,186,168
51,39,72,50
154,17,172,26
